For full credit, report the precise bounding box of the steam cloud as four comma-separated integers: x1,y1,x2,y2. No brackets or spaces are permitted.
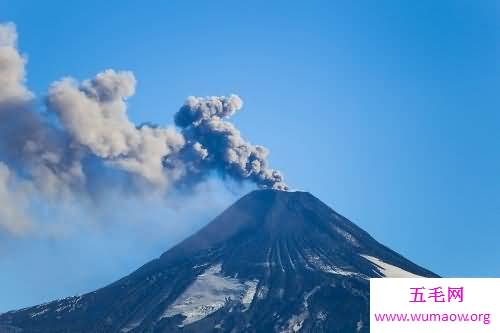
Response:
0,23,288,236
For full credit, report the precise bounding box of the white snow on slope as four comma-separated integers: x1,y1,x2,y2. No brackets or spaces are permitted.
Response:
306,253,354,276
28,295,83,319
242,280,258,310
30,308,49,318
305,250,366,278
162,264,258,326
361,255,424,278
333,226,360,247
356,319,364,332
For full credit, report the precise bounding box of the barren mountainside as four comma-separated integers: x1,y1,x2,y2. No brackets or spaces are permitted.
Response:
0,190,437,333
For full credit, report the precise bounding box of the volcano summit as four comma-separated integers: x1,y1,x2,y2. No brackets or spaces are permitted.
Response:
0,190,437,333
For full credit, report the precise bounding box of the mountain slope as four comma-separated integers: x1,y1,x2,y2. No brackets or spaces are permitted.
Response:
0,190,438,333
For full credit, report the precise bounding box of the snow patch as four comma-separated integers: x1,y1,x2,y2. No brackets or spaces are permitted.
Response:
333,226,360,247
28,295,82,319
193,263,210,269
242,280,258,310
305,251,363,278
361,255,424,278
30,308,49,318
121,321,142,332
55,296,83,313
356,319,364,332
161,264,258,326
257,285,269,300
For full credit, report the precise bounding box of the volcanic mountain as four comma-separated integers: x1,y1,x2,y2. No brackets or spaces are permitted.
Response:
0,190,438,333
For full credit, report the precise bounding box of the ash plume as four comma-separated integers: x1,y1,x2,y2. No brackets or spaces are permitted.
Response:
0,22,288,236
169,96,288,190
0,23,84,198
47,70,185,188
0,162,33,235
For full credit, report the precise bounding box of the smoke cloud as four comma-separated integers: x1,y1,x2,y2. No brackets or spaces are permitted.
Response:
0,22,288,236
169,96,287,190
46,70,185,188
0,162,33,235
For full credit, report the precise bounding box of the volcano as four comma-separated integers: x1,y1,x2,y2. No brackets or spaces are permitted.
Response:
0,190,438,333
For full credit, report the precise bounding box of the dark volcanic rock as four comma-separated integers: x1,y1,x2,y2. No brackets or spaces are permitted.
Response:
0,190,438,333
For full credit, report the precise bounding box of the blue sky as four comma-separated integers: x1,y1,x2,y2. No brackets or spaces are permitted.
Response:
1,0,499,311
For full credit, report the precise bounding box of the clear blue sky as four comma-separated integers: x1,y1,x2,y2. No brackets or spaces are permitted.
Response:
1,0,499,312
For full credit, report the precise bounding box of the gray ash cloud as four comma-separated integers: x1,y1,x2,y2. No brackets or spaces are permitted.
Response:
166,96,287,190
0,23,288,235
